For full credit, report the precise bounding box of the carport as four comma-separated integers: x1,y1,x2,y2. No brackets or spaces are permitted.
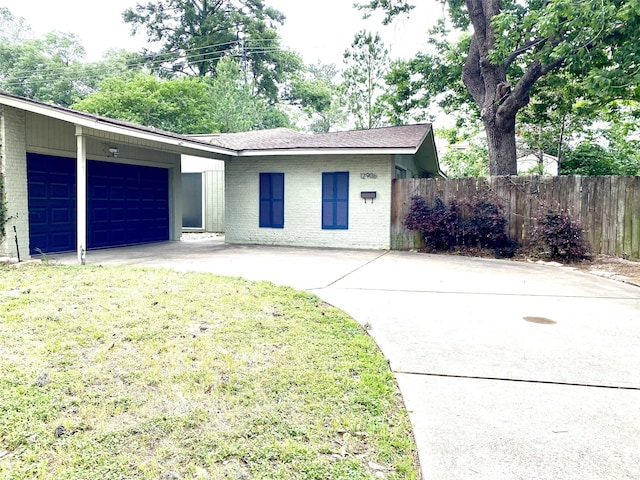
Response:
0,93,233,263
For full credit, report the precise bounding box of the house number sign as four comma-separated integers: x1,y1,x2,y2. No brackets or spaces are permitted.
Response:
360,172,377,179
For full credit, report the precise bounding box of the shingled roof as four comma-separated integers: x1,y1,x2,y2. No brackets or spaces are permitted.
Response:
191,124,434,153
0,92,234,159
1,92,442,175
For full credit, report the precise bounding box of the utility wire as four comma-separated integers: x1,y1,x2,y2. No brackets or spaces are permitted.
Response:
0,37,283,81
0,44,287,89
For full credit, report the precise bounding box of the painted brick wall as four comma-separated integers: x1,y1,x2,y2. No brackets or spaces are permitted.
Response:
0,106,30,258
225,154,392,249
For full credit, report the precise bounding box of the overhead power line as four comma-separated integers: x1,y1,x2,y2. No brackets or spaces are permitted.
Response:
0,39,287,89
0,37,281,80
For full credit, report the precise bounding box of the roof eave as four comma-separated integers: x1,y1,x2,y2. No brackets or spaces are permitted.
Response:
0,94,236,158
235,147,418,157
76,119,234,156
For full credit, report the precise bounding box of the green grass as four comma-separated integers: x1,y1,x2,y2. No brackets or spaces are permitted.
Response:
0,265,420,479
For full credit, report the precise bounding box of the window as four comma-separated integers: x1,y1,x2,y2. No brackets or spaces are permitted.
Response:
322,172,349,230
395,166,407,179
182,173,203,229
259,173,284,228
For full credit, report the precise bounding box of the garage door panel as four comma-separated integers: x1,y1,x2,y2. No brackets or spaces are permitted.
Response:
92,184,109,200
110,208,126,222
110,229,127,243
29,181,47,199
29,208,48,226
111,186,125,200
51,231,74,250
51,208,72,224
90,229,109,246
127,188,141,201
51,182,72,199
91,207,109,223
30,233,48,250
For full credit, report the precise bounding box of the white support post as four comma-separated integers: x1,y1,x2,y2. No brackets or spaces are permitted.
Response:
75,125,87,265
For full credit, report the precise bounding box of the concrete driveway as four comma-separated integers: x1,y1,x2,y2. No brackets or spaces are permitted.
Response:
50,237,640,479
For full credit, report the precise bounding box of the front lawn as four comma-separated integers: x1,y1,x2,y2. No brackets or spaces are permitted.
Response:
0,265,419,479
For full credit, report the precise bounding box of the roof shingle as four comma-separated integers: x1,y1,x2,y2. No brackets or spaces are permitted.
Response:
192,124,433,152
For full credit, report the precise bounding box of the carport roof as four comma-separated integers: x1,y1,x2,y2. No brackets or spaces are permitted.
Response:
0,92,235,159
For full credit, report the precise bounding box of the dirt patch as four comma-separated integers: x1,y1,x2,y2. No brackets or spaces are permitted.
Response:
572,255,640,287
417,246,640,288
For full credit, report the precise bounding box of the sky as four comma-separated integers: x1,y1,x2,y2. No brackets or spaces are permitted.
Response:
2,0,440,66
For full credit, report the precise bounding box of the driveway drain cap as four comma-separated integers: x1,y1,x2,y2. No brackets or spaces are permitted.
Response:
523,316,556,325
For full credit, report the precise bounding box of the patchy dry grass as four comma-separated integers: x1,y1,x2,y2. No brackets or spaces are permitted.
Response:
0,265,419,479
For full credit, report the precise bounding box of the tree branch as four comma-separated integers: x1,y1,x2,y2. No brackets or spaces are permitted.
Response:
499,55,565,120
540,55,565,76
462,35,485,106
504,37,547,69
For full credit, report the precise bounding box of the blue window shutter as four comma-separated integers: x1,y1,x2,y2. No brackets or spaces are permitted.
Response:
259,173,284,228
322,172,349,229
259,173,271,227
322,172,334,228
335,172,349,228
271,173,284,228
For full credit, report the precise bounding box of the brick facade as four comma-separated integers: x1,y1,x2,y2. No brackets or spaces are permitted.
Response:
225,154,393,249
0,106,29,258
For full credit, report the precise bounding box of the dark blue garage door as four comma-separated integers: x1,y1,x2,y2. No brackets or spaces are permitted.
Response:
88,160,169,249
27,155,76,254
27,154,170,254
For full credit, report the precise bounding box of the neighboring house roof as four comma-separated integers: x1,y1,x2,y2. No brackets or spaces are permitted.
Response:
517,153,559,176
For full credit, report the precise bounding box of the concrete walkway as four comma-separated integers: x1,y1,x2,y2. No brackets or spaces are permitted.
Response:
50,238,640,479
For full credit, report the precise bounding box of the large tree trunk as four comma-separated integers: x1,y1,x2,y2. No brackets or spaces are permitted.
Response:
463,32,519,176
483,113,518,175
462,0,520,176
463,0,562,176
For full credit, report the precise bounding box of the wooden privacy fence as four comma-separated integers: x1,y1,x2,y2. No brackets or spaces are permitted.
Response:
391,175,640,259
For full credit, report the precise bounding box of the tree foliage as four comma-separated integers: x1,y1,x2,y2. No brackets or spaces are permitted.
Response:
377,59,429,125
122,0,301,103
342,30,390,130
378,21,475,126
358,0,640,175
288,62,346,133
516,72,591,165
0,31,89,107
72,58,289,134
0,7,32,43
208,57,289,132
72,72,216,133
0,10,149,107
557,103,640,175
440,144,490,178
